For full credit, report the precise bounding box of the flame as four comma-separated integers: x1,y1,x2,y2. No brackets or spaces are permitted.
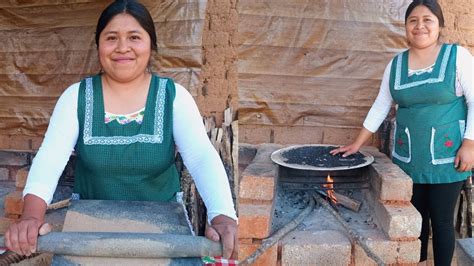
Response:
323,174,337,204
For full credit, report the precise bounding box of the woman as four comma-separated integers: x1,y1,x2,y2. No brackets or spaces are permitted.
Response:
331,0,473,265
4,0,238,259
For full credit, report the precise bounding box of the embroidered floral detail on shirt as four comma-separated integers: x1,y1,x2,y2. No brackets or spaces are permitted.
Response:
443,134,454,149
444,140,453,148
397,138,404,146
105,109,145,125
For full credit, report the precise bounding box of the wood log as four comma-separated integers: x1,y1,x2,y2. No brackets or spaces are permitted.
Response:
312,192,385,265
315,190,361,212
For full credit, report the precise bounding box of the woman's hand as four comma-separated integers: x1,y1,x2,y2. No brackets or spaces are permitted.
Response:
4,218,51,256
455,139,474,172
330,143,362,157
205,215,238,259
330,128,373,157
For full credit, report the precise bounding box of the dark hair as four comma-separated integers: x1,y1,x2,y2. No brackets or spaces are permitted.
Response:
95,0,158,51
405,0,445,27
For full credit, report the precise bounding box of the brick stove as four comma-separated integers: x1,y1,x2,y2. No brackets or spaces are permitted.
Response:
238,143,422,265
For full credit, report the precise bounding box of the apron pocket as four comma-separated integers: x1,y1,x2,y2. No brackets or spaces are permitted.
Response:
430,120,465,165
392,121,411,163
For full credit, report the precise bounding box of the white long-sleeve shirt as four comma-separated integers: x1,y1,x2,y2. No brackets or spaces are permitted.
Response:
363,45,474,140
23,81,237,222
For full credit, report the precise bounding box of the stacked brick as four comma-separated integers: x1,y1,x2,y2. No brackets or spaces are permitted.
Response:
0,151,30,233
238,144,282,265
238,144,423,265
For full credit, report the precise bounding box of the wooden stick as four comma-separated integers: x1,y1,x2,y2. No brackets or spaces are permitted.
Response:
240,194,315,265
315,190,361,212
47,198,70,210
312,192,385,265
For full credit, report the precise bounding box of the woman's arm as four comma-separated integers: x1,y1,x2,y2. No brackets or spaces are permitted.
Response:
6,83,80,255
172,83,237,258
454,46,474,171
23,83,80,204
331,61,394,156
172,83,237,222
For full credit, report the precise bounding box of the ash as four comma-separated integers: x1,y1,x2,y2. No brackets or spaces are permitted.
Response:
272,185,379,235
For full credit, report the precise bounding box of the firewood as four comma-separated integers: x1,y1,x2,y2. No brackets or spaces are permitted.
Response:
315,190,361,212
312,192,385,265
240,193,315,265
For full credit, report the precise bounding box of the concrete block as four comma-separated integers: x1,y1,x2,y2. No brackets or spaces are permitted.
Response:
397,240,421,263
366,148,412,202
251,143,283,165
281,230,351,265
353,230,398,265
374,200,422,240
457,238,474,266
239,143,258,168
238,203,273,239
240,163,277,201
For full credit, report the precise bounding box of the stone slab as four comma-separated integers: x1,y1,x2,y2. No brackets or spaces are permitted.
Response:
456,238,474,266
52,200,201,265
281,230,352,265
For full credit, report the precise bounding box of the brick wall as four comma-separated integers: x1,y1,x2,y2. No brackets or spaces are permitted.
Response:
439,0,474,53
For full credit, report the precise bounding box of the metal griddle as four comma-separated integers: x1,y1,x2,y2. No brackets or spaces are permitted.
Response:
271,144,374,171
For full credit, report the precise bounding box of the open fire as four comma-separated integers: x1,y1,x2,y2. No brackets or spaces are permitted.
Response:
323,174,337,205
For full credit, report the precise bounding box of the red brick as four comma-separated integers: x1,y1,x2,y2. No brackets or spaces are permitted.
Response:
238,203,273,239
4,191,24,215
238,242,278,266
240,163,277,201
15,167,29,189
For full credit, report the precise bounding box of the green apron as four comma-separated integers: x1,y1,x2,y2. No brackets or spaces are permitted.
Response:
389,43,470,184
74,74,180,201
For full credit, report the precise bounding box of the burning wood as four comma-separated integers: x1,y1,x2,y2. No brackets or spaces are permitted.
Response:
319,174,361,212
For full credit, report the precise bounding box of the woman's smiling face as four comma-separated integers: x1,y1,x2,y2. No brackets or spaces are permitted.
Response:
98,13,152,82
405,5,441,49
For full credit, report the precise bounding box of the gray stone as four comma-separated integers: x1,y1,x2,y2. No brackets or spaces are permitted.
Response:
281,230,352,265
457,238,474,266
52,200,207,265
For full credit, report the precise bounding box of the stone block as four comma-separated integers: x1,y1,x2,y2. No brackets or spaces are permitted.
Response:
239,143,258,169
365,148,412,202
240,163,277,201
238,241,278,266
281,230,351,265
251,143,283,165
456,238,474,266
4,191,24,215
0,151,28,166
15,167,29,189
238,203,273,239
397,240,421,263
374,200,421,240
353,230,398,265
0,167,9,181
